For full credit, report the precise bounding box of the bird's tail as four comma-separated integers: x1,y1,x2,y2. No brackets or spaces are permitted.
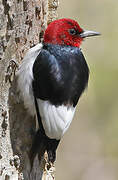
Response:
29,129,60,169
29,129,46,169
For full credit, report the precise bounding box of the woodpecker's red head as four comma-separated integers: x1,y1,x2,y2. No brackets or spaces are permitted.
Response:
44,18,100,48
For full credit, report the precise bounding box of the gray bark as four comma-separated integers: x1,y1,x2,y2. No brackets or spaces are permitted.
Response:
0,0,59,179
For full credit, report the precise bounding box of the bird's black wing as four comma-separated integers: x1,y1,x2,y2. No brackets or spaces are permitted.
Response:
32,48,61,102
32,44,89,107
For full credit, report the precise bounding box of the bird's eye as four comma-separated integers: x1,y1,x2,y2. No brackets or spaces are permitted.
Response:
69,29,77,35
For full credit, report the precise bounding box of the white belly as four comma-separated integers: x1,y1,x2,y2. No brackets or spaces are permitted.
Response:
37,99,75,140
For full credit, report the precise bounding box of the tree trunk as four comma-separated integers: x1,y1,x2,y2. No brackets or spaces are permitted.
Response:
0,0,59,179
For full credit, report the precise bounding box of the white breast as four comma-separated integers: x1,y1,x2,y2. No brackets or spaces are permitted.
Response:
37,99,76,140
17,43,43,116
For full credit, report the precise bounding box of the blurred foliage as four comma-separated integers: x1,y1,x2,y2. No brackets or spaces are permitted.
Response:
56,0,118,180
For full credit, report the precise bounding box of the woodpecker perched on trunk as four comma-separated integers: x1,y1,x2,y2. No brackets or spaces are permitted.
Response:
17,18,100,167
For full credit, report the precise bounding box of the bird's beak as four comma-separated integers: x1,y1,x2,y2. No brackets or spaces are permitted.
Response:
80,30,101,38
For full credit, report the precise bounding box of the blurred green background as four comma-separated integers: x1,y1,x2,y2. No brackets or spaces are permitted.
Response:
56,0,118,179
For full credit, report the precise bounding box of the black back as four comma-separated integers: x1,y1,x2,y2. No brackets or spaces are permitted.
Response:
33,43,89,107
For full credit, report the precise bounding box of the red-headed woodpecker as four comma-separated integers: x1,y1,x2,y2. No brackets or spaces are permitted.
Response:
17,18,100,167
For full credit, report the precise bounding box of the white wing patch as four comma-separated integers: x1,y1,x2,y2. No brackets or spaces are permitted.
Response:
17,43,43,116
37,99,76,140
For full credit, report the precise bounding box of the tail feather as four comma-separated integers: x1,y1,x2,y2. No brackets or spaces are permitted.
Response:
29,129,60,169
29,129,46,169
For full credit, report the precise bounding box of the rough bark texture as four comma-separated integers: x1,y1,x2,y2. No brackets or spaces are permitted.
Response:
0,0,59,179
